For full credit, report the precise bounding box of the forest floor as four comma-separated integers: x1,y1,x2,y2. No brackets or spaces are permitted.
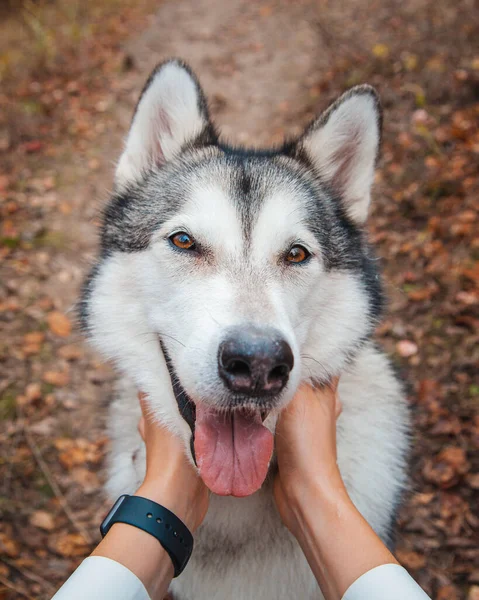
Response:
0,0,478,598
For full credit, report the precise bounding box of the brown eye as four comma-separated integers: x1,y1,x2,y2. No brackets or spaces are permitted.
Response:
286,245,310,264
170,232,196,251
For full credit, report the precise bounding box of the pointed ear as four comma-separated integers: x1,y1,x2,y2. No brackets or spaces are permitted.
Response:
298,85,382,225
115,59,215,189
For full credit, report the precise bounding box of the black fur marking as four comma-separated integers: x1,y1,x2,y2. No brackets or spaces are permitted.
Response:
77,261,101,332
160,340,197,464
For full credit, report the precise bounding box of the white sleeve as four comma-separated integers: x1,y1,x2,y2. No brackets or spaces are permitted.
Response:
51,556,151,600
342,564,431,600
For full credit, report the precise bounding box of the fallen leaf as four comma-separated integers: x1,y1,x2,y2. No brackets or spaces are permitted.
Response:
58,447,88,469
46,311,72,337
466,473,479,489
396,549,426,569
0,532,20,557
49,532,89,557
42,371,70,387
396,340,418,357
57,344,83,360
259,5,273,17
437,584,460,600
29,510,56,531
411,492,435,505
25,382,42,402
71,467,101,493
55,438,104,469
408,286,437,302
372,43,389,58
468,587,479,600
456,291,478,305
423,458,455,487
30,416,56,436
24,332,45,345
24,140,43,153
0,174,10,191
438,447,469,474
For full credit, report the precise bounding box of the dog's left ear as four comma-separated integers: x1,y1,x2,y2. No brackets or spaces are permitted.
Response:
115,59,215,190
297,85,381,225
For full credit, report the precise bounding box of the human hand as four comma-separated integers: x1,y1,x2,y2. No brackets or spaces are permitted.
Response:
273,379,345,537
136,392,209,533
273,381,400,600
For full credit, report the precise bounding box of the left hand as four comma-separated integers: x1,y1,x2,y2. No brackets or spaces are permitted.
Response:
136,392,209,533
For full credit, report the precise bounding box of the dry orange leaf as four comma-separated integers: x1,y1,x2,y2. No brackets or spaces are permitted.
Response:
437,585,460,600
408,287,436,302
25,382,42,401
438,447,469,474
30,510,56,531
469,586,479,600
0,532,20,558
58,344,83,360
372,43,389,59
71,467,101,493
396,550,426,570
24,331,45,345
59,447,88,470
259,5,273,17
396,340,418,357
51,532,89,557
56,438,104,469
47,311,72,337
43,371,70,387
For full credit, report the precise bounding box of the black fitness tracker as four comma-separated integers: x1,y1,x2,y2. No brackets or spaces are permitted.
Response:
100,494,194,577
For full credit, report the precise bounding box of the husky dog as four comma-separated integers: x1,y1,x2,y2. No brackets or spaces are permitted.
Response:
80,60,410,599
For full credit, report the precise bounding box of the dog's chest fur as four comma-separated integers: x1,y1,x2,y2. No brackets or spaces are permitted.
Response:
107,343,409,600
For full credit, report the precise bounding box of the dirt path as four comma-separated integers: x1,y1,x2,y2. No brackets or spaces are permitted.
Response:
1,0,477,598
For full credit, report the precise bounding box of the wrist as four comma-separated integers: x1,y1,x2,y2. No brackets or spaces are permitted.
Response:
135,480,196,532
287,472,352,541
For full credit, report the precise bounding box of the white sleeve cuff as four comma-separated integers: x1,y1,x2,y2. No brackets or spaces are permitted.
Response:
51,555,151,600
342,563,431,600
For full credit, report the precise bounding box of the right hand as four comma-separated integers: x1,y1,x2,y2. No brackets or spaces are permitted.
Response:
136,392,209,533
273,379,344,537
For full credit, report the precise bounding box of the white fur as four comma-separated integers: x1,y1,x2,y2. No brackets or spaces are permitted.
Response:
116,62,207,190
302,91,380,224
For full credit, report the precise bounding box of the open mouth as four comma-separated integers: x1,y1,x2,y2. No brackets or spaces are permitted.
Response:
161,341,274,497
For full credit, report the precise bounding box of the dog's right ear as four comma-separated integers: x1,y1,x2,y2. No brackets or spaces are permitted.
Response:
115,59,215,190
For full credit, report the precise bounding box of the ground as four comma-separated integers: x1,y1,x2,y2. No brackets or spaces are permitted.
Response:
0,0,478,598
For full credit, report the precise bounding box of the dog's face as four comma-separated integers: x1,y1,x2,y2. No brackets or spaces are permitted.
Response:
81,60,383,496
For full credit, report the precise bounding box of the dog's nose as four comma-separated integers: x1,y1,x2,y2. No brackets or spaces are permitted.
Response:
218,326,294,396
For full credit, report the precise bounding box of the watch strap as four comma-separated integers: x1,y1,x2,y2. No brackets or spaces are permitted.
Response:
100,495,193,577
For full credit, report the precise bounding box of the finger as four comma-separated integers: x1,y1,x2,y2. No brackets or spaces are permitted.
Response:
138,416,146,441
138,391,149,417
282,383,316,417
328,376,340,393
335,394,343,419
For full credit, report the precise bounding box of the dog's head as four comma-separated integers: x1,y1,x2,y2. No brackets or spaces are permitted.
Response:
80,60,383,496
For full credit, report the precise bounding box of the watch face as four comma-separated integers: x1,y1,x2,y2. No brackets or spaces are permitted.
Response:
100,495,128,537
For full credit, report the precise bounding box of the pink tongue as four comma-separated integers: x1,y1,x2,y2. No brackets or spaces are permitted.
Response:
194,405,273,497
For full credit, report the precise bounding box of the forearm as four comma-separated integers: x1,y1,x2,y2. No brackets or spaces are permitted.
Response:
292,481,397,600
92,483,177,600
